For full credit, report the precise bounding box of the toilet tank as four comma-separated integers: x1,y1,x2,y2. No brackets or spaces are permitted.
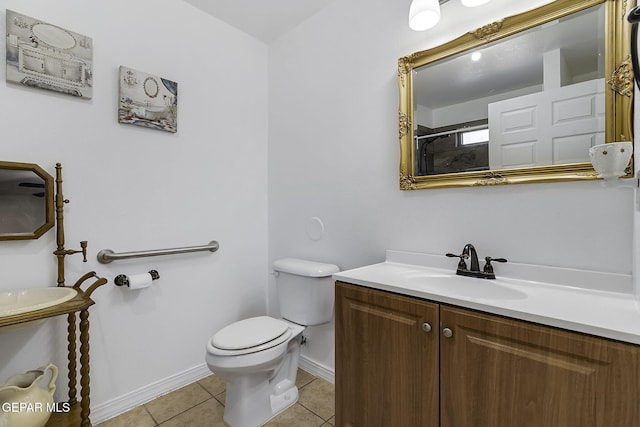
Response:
273,258,339,326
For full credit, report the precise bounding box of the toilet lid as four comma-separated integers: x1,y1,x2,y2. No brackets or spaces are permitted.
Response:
212,316,289,350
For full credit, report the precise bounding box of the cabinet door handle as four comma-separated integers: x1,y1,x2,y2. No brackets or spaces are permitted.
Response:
442,327,453,338
422,322,432,333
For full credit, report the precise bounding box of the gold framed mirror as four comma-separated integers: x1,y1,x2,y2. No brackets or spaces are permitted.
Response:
398,0,633,190
0,161,54,240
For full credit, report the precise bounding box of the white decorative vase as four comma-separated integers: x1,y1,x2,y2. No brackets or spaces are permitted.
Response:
0,364,58,427
588,141,633,179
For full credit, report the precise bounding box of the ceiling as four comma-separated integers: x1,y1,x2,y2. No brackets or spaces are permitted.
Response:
182,0,335,43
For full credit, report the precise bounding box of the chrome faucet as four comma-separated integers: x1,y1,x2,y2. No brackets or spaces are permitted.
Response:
446,243,507,279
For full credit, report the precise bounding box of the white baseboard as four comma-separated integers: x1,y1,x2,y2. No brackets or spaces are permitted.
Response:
90,363,211,425
91,357,334,424
298,355,334,384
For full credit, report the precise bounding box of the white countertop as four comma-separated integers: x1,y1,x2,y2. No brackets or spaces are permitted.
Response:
333,250,640,345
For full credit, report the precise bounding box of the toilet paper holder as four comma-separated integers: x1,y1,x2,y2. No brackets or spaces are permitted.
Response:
114,270,160,287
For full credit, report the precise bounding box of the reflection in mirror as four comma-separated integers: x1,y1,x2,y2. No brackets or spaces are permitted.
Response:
398,0,633,189
414,5,604,175
0,162,54,240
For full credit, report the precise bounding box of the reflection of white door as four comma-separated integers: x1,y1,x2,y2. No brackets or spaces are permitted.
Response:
488,95,544,169
548,79,605,164
488,79,604,169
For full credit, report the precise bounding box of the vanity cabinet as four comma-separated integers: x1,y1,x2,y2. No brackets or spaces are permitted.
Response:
335,281,640,427
335,280,439,426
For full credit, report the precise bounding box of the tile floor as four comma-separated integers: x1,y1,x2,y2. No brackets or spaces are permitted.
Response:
96,369,335,427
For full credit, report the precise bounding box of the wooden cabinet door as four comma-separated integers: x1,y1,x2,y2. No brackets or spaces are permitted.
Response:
440,305,640,427
335,281,439,427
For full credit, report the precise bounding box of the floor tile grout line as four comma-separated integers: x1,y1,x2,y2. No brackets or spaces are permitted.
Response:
152,396,219,426
195,380,216,398
297,400,334,422
142,404,160,426
214,392,225,407
299,377,317,390
297,377,335,422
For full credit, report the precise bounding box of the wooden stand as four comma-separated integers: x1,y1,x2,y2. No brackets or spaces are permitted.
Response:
1,163,107,426
1,274,106,427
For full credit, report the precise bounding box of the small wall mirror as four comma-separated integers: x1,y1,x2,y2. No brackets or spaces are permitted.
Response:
398,0,633,189
0,161,54,240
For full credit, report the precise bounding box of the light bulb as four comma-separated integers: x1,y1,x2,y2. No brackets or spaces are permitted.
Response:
409,0,441,31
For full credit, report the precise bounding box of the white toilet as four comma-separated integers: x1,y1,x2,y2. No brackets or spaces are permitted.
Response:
205,258,339,427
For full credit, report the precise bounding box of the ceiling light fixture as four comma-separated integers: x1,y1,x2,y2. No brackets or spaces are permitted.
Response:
409,0,491,31
409,0,448,31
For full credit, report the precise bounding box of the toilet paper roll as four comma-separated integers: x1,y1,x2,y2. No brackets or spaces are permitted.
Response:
127,273,153,290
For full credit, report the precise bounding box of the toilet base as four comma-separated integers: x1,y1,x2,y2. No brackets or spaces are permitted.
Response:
269,380,298,419
224,376,299,427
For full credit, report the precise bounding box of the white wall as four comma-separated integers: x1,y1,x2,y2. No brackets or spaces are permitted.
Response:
268,0,634,372
0,0,269,419
1,0,636,419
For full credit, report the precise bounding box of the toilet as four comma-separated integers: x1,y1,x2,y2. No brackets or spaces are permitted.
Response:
205,258,339,427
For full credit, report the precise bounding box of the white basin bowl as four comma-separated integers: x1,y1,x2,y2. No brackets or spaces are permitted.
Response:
404,273,527,300
0,287,77,317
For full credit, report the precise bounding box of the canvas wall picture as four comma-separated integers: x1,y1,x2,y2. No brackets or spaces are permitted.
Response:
5,10,93,99
118,66,178,133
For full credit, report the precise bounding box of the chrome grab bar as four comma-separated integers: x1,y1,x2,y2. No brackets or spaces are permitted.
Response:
97,240,219,264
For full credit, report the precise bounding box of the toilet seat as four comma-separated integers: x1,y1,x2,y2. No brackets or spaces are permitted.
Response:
209,316,293,356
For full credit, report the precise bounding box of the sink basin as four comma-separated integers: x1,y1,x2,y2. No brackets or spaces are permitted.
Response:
404,273,528,300
0,287,78,317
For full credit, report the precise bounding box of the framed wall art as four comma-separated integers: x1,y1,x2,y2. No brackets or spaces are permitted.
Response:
118,66,178,133
5,10,93,99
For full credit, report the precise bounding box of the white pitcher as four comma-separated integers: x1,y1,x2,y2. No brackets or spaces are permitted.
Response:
0,364,58,427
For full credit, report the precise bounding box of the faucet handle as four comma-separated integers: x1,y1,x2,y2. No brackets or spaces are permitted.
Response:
446,253,468,270
446,252,468,259
483,256,507,276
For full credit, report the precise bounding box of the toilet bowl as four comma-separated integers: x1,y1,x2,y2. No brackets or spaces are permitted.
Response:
205,258,339,427
206,316,305,427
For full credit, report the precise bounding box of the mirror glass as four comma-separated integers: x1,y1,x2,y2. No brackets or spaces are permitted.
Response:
398,0,633,189
0,161,54,240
